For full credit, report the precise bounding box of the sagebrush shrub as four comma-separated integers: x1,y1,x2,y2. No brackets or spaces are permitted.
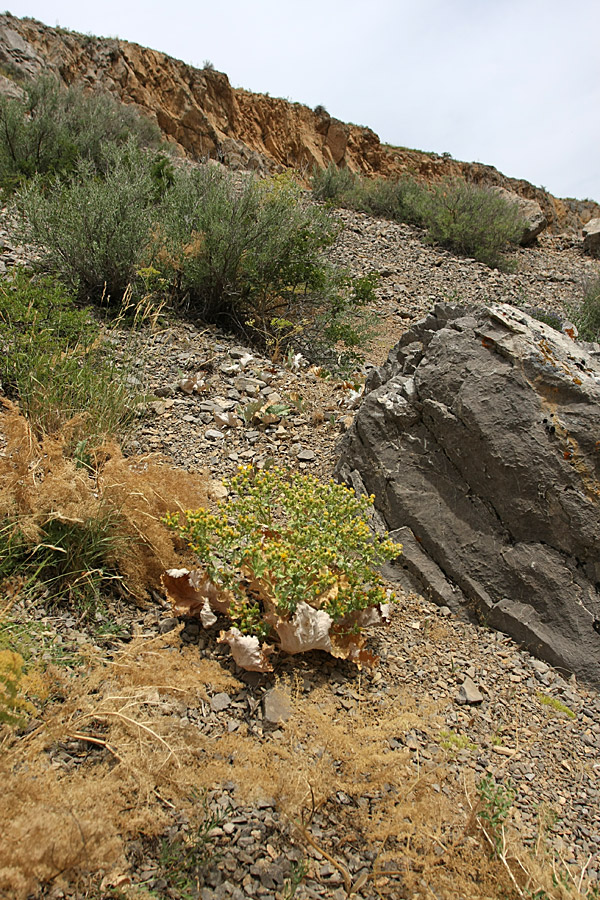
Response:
15,141,160,301
421,177,524,267
312,165,524,268
311,165,427,224
0,74,162,190
311,162,356,201
154,166,376,370
350,175,427,226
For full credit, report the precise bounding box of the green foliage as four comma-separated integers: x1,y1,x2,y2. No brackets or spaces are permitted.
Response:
351,176,427,226
311,162,356,201
312,164,525,268
0,74,162,191
476,774,515,857
421,178,524,268
15,141,161,302
537,692,576,719
157,793,223,897
149,152,176,201
0,270,144,446
282,860,309,899
0,510,125,617
155,166,375,370
438,729,477,752
311,164,427,226
571,275,600,341
166,466,400,639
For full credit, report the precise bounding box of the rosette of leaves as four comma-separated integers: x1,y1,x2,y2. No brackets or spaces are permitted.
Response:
163,467,401,670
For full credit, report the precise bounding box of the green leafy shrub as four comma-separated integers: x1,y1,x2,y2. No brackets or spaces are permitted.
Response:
419,177,524,267
572,275,600,341
0,74,162,191
0,269,145,446
350,175,427,225
165,466,400,639
312,165,524,268
311,162,356,201
15,141,160,302
311,164,427,225
476,775,516,858
155,166,375,370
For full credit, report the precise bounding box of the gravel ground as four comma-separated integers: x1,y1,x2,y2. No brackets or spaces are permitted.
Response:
2,202,600,899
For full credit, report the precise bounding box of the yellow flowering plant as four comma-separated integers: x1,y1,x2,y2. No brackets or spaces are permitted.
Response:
164,466,401,641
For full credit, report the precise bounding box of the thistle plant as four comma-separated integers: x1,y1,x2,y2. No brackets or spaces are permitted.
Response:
165,466,400,638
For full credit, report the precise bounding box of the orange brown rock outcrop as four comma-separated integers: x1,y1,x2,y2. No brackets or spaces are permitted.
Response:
0,12,597,233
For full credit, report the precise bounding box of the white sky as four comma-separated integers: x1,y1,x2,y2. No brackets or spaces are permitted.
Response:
5,0,600,202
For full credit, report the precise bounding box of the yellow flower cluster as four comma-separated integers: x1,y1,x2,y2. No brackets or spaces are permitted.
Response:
165,466,401,637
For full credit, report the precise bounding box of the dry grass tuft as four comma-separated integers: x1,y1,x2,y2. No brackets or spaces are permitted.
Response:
0,399,209,600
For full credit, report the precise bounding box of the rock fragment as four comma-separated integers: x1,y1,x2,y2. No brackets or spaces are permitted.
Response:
262,688,293,725
457,676,484,705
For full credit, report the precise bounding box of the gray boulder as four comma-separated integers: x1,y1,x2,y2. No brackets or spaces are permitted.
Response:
494,187,547,245
583,217,600,257
335,303,600,686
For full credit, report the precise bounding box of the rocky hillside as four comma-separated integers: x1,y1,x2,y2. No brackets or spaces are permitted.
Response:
1,12,599,235
2,204,600,898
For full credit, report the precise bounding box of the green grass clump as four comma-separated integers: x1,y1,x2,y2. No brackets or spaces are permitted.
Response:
0,511,125,618
537,692,576,719
0,270,144,447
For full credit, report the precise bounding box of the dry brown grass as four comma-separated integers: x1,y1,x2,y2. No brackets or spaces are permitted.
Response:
0,399,209,600
2,626,593,899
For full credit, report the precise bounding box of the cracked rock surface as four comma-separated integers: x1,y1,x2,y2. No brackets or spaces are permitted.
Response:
336,303,600,686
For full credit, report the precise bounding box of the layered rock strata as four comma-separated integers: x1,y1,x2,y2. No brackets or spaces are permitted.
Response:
335,304,600,686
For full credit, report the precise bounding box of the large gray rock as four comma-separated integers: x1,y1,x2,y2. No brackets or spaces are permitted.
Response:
494,187,547,245
583,217,600,257
335,303,600,686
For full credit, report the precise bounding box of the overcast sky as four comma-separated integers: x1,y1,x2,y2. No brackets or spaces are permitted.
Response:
6,0,600,202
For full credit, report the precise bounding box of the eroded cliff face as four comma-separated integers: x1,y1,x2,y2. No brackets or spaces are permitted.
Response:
0,12,597,232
